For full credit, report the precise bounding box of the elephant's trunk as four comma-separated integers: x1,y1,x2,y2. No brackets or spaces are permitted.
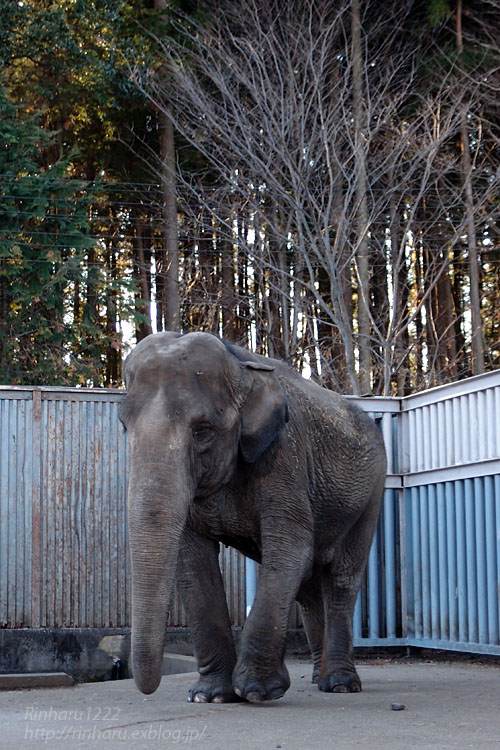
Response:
127,427,192,694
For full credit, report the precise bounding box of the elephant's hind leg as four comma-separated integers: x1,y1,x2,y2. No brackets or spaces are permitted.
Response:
296,573,325,684
318,563,362,693
319,505,380,694
177,529,240,703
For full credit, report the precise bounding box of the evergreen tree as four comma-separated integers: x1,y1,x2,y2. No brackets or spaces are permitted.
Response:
0,83,99,383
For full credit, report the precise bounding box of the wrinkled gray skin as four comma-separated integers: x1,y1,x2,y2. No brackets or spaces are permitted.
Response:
119,331,386,703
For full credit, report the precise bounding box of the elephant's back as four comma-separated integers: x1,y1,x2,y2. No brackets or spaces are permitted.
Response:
280,369,387,485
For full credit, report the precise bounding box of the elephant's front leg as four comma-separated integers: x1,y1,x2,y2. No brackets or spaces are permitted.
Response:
176,529,239,703
233,532,312,703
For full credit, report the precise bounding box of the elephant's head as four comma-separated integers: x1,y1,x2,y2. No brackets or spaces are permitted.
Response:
119,331,288,694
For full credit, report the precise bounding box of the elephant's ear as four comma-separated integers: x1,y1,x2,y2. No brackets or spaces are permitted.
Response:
239,361,288,463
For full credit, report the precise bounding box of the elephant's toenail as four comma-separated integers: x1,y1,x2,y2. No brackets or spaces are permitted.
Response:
246,691,264,703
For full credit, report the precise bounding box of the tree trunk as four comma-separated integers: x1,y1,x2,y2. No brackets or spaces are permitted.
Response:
456,0,484,374
105,238,120,386
389,187,410,396
159,113,180,332
452,249,467,377
221,235,236,340
435,251,457,381
267,218,286,360
133,213,153,342
83,245,100,386
371,244,389,394
277,244,290,361
155,0,180,332
351,0,371,394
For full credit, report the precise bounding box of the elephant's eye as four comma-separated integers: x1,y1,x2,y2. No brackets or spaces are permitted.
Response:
192,423,214,442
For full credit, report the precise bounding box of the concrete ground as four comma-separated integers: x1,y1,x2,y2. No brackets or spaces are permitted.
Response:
1,659,499,750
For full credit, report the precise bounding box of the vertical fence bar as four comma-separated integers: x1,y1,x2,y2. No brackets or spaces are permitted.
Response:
79,401,88,626
429,403,438,470
459,396,470,463
0,399,8,625
367,526,380,639
101,400,111,628
495,476,500,642
4,400,12,624
382,414,394,475
399,487,408,639
445,481,458,641
485,389,495,461
412,487,422,639
476,391,486,463
62,399,72,626
428,484,440,640
465,478,478,643
455,480,468,642
8,400,17,625
87,401,96,627
420,486,431,639
383,489,397,638
437,483,448,641
484,475,499,644
474,478,488,644
44,399,54,626
468,392,478,463
422,406,431,471
416,408,424,472
31,390,42,627
108,401,118,626
17,399,27,625
353,590,362,640
444,398,454,467
54,400,63,625
436,401,446,472
407,409,416,474
245,558,257,616
401,488,411,639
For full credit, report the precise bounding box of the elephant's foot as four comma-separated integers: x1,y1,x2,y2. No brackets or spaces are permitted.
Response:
310,653,323,685
188,673,242,704
318,669,362,693
232,661,291,703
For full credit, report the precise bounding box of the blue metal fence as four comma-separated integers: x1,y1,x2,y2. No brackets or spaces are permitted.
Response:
348,371,500,655
1,371,499,656
402,475,500,653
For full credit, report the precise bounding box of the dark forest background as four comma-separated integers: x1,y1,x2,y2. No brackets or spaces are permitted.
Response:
1,0,499,394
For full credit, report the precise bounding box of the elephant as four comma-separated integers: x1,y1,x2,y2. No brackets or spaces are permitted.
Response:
119,330,387,703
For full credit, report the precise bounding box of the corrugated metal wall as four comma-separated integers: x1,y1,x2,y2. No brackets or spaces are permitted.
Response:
404,477,500,651
0,388,130,628
398,373,500,654
1,372,499,656
0,391,33,628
